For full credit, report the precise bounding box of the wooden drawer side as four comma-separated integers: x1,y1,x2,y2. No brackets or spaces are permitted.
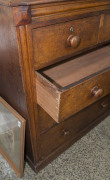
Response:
37,73,61,121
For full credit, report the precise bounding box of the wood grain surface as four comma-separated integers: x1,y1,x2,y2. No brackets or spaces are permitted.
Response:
43,46,110,87
32,16,100,69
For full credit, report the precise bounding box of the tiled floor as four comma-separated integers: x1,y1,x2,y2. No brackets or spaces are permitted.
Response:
0,116,110,180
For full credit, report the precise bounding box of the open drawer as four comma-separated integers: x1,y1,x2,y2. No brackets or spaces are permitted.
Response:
36,46,110,123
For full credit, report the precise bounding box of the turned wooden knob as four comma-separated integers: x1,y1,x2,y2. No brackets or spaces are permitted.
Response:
67,35,81,48
63,130,70,136
91,86,103,98
101,102,108,109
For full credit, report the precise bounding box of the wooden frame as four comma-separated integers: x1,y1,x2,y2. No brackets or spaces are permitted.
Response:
0,96,26,178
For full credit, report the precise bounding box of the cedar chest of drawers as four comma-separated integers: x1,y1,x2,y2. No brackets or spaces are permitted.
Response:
0,0,110,172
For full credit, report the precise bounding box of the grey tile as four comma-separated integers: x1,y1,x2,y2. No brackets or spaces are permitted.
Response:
0,116,110,180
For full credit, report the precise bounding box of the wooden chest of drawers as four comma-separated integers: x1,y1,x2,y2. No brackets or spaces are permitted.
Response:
0,0,110,172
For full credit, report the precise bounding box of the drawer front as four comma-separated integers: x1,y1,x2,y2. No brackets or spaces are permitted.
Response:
60,69,110,121
98,13,110,43
33,16,100,69
40,95,110,158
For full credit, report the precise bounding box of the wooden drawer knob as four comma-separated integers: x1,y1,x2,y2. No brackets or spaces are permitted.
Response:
91,86,103,98
63,130,70,136
101,102,108,109
67,35,81,48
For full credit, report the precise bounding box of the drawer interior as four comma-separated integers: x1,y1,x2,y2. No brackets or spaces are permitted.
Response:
36,46,110,123
39,46,110,88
